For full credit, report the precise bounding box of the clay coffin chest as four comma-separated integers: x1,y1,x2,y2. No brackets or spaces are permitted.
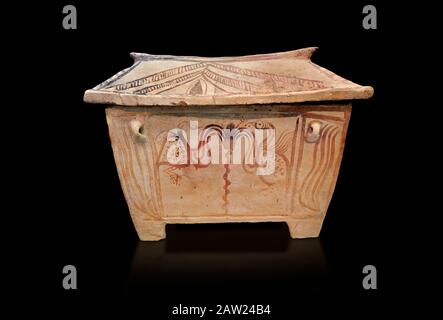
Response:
84,47,373,241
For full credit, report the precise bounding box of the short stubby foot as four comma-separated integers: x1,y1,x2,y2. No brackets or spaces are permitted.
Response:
135,220,166,241
287,218,323,239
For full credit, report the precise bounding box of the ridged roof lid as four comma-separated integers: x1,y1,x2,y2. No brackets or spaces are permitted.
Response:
84,47,373,106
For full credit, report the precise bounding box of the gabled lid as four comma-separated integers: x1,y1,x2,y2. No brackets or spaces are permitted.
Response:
84,47,373,106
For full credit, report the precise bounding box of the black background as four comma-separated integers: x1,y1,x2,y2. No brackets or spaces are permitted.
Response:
12,0,430,315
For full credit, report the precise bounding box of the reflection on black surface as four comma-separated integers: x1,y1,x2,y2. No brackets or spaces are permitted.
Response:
128,223,333,298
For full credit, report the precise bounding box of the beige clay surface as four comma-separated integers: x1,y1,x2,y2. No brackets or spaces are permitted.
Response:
84,48,373,240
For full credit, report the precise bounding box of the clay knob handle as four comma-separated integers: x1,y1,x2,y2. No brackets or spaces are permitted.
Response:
129,120,147,142
306,121,321,143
